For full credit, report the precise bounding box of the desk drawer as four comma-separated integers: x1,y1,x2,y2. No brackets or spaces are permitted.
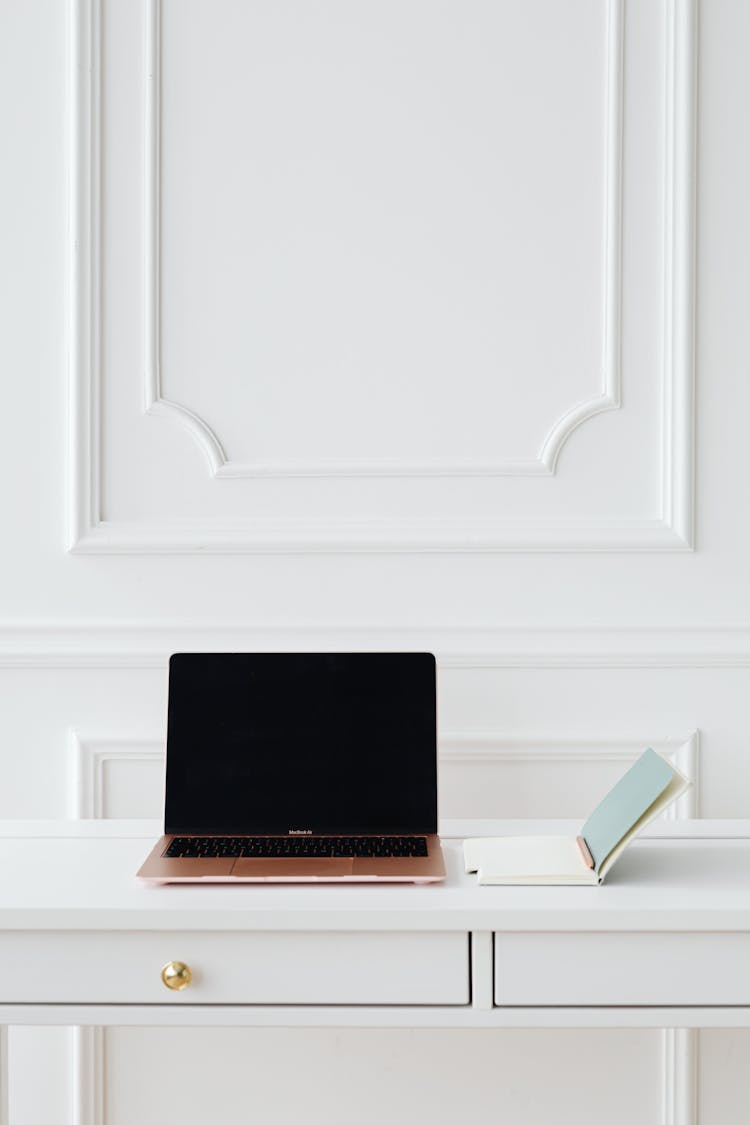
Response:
0,931,468,1005
494,933,750,1006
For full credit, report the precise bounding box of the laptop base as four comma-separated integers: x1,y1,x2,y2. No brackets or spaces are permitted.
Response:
136,834,446,884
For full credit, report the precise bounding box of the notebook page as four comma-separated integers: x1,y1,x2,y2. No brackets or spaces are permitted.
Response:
581,748,676,873
464,836,586,878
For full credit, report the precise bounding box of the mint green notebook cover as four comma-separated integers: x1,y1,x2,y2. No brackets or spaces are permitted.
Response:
581,748,674,873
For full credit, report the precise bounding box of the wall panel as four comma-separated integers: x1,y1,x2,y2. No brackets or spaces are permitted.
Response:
5,625,750,819
70,0,695,552
103,1027,665,1125
698,1030,750,1125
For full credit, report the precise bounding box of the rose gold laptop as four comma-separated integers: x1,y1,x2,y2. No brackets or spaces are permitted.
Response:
137,652,445,884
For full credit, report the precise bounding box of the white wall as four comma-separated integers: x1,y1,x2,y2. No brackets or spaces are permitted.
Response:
1,0,749,1121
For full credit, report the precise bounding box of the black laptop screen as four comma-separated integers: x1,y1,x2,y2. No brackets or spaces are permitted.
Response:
164,653,438,835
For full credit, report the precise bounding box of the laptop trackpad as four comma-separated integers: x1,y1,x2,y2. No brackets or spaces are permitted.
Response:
231,858,353,879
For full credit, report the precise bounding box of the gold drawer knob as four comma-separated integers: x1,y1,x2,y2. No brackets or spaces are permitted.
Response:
161,961,192,991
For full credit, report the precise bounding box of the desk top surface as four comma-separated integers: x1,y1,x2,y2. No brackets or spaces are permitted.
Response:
0,819,748,932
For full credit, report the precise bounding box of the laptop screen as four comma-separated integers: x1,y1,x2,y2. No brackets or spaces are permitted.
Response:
164,653,438,835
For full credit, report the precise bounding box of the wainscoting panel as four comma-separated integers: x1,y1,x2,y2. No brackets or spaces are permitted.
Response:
66,728,700,823
102,1027,666,1125
438,732,698,820
69,0,695,552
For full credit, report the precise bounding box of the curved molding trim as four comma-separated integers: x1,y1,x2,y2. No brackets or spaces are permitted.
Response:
142,0,623,479
145,398,227,477
142,0,227,479
538,0,623,473
68,0,695,550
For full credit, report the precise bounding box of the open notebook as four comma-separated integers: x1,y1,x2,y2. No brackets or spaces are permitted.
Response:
463,748,690,886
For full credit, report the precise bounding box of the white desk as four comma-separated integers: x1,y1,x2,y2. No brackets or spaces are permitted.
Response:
0,819,748,1029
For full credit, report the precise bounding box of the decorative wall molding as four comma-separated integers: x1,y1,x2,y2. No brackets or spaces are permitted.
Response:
68,0,696,553
62,1023,699,1125
143,0,623,481
68,0,100,547
70,1026,103,1125
661,0,698,551
71,517,693,554
4,623,750,669
663,1028,698,1125
69,731,163,818
68,729,699,821
440,732,699,818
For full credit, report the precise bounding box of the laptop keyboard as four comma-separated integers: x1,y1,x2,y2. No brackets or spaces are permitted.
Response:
164,836,429,859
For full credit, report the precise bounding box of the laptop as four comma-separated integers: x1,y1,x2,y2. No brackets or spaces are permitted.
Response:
137,652,446,883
